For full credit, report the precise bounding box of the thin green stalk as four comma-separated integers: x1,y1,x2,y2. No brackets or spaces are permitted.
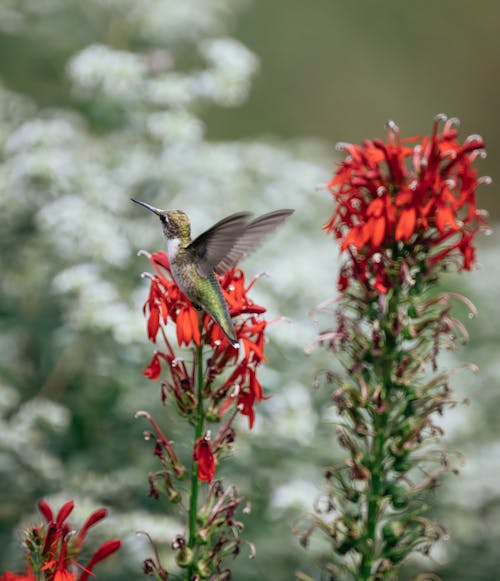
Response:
187,316,205,579
359,292,398,580
360,412,388,580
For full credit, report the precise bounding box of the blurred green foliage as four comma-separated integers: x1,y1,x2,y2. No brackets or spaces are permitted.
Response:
0,1,499,579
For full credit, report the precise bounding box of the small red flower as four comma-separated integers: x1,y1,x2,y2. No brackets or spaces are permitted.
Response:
325,116,489,294
143,352,163,380
193,437,216,483
237,390,256,429
176,304,201,346
4,500,121,581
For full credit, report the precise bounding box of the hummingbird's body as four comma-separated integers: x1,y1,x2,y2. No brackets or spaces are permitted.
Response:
163,212,235,342
132,200,293,347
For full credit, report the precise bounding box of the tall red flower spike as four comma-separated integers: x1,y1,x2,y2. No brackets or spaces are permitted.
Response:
299,115,490,580
325,115,489,294
138,250,271,578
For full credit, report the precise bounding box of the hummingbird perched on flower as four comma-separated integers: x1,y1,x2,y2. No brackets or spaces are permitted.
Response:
132,199,294,347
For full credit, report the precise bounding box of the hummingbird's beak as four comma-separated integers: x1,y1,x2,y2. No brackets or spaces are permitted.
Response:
131,198,163,216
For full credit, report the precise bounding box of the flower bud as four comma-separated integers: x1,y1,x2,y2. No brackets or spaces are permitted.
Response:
175,546,193,568
387,483,410,509
382,521,405,546
336,536,356,555
392,453,412,474
385,543,408,564
407,304,418,318
401,326,416,340
196,558,213,578
196,527,210,544
205,407,220,422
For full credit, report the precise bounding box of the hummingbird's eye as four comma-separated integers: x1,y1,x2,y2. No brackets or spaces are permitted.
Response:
160,215,167,224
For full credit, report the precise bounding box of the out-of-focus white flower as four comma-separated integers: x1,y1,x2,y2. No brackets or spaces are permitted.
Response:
52,263,144,343
5,117,82,154
37,196,132,266
68,44,147,100
133,0,241,43
146,110,205,144
0,396,70,482
195,37,259,106
145,73,197,108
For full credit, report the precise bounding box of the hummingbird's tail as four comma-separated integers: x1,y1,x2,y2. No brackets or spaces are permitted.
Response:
202,309,238,348
193,301,238,349
218,320,239,349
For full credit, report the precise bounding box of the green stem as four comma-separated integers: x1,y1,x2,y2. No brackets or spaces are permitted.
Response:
360,413,387,580
187,316,205,579
359,293,398,580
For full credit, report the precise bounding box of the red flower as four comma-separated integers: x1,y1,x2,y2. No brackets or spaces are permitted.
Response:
143,352,163,380
4,500,121,581
141,252,269,428
325,116,489,293
193,437,216,483
237,390,256,429
142,253,199,347
176,304,201,346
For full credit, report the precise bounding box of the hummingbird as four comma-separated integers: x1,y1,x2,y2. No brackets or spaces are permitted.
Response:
132,199,294,347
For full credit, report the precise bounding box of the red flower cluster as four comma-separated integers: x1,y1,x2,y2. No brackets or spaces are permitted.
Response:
324,116,489,294
1,500,120,581
142,251,268,429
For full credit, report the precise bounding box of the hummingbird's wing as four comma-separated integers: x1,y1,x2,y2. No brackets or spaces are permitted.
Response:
188,212,253,277
189,209,294,277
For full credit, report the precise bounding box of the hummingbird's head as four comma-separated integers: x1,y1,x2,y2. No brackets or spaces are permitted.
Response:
131,199,191,239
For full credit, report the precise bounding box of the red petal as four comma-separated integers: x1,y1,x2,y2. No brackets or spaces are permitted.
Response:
78,540,121,581
144,353,162,380
38,499,53,523
238,391,256,429
147,306,160,342
151,251,170,271
395,207,416,241
241,337,265,363
341,226,364,250
371,216,386,248
193,439,216,483
0,569,36,580
436,206,458,232
249,369,264,401
78,508,107,542
56,501,74,526
189,307,201,346
366,198,384,217
176,307,192,345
